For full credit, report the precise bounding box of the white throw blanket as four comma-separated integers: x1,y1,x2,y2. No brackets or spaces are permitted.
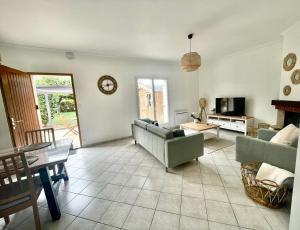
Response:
255,163,294,191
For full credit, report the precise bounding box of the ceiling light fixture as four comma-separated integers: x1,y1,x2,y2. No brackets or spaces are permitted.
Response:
180,33,201,72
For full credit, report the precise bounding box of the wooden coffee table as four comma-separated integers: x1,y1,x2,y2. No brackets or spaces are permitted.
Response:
180,122,220,139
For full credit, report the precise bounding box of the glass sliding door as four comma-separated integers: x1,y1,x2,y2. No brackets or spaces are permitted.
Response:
137,78,169,124
137,78,155,120
154,79,169,124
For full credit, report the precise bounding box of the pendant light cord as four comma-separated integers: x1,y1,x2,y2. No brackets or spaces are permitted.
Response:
189,36,192,62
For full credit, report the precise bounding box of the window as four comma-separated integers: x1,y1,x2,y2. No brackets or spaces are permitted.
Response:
137,78,169,124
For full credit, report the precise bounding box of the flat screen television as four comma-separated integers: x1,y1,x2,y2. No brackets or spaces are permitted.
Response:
215,97,245,116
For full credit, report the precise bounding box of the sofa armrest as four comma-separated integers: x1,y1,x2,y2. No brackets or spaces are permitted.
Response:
257,128,277,141
165,133,204,168
236,136,297,173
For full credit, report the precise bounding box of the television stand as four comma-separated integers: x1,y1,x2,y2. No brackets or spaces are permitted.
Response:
207,114,254,136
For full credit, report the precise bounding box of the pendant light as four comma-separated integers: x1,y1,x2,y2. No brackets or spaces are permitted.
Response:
180,33,201,72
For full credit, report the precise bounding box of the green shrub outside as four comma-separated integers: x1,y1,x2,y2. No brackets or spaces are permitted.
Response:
35,76,75,125
59,98,75,112
38,94,75,124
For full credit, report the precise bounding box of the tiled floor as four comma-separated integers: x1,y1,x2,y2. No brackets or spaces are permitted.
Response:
0,131,290,230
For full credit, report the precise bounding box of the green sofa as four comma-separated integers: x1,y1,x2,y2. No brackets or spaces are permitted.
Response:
236,129,298,173
132,120,204,171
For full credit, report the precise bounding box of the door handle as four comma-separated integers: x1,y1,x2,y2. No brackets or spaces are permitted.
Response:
11,118,22,129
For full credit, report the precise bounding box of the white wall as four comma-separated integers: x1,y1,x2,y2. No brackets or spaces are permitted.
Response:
0,45,199,147
0,88,13,150
284,20,300,230
280,20,300,101
198,40,282,125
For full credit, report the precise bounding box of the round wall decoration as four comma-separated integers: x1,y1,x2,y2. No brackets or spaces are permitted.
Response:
97,75,118,95
283,53,297,71
291,69,300,85
283,85,291,96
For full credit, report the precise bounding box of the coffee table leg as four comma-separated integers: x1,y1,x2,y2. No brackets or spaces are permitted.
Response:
38,167,61,221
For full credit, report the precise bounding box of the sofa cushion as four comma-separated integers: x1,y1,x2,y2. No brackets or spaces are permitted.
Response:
134,120,148,129
172,129,185,137
140,118,159,126
163,126,185,137
147,125,174,139
140,118,153,124
270,124,299,146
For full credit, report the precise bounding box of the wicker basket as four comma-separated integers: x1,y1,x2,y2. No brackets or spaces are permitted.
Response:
241,163,288,208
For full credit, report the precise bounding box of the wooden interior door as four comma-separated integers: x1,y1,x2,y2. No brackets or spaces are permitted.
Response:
0,65,40,147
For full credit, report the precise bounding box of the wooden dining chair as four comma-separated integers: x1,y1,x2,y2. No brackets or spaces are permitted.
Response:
25,128,69,181
25,128,55,145
0,151,42,230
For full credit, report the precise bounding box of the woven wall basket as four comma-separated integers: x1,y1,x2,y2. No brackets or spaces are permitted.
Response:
181,52,201,72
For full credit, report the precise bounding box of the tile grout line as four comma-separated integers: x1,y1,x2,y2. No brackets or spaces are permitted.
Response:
20,137,288,230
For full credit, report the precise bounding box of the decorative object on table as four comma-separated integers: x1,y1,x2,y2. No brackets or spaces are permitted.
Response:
191,112,201,123
199,98,207,122
291,69,300,85
180,33,201,72
97,75,118,95
283,85,291,96
241,162,289,208
283,53,297,71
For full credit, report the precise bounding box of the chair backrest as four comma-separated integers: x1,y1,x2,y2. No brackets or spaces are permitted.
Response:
0,151,34,202
25,128,55,145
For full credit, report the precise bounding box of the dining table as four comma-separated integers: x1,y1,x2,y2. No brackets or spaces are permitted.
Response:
1,139,73,221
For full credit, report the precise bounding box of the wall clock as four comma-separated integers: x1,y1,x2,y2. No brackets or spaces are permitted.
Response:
97,75,118,95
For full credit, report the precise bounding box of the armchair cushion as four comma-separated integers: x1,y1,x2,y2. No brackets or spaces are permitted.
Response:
270,124,299,146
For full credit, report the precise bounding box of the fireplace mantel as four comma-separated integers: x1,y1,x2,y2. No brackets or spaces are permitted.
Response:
271,100,300,113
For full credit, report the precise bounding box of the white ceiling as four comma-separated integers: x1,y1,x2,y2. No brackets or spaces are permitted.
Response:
0,0,300,62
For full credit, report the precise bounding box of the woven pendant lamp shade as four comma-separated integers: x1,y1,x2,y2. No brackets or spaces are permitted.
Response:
180,52,201,72
180,33,201,72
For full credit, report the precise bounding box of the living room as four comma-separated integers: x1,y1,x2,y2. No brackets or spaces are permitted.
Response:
0,1,300,230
